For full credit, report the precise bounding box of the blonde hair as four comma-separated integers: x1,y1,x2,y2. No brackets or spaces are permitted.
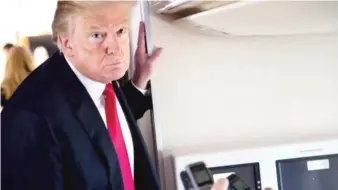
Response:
51,1,134,45
51,1,82,42
2,46,35,100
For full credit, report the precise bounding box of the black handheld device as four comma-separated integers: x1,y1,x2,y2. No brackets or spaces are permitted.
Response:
227,173,252,190
185,161,215,190
180,170,194,190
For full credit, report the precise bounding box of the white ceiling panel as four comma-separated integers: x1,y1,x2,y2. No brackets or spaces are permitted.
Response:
176,1,338,36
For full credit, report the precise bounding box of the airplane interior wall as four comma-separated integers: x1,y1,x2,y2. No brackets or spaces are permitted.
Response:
130,3,158,167
149,16,338,190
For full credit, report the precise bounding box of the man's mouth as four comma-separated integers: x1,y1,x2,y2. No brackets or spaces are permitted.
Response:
110,62,121,66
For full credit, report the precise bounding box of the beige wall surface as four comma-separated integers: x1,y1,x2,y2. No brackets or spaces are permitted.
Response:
148,16,338,189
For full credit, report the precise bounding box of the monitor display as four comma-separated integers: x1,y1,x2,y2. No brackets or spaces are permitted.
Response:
231,176,251,190
209,162,260,190
276,154,338,190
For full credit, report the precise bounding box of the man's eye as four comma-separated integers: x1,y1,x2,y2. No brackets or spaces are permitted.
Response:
91,33,103,39
117,28,128,36
89,32,105,43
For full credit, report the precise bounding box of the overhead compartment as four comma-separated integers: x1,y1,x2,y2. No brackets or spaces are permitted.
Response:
150,1,338,36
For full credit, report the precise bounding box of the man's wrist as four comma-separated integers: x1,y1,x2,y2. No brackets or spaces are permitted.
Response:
131,76,149,90
131,80,148,95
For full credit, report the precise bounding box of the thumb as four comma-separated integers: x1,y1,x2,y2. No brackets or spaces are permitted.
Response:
211,178,229,190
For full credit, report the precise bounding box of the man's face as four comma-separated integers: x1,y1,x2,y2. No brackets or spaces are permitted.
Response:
63,3,132,83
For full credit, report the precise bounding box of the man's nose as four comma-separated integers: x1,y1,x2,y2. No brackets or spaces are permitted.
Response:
105,34,124,59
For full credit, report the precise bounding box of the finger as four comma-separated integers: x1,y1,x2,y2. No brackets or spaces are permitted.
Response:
147,47,163,63
137,21,146,48
211,178,229,190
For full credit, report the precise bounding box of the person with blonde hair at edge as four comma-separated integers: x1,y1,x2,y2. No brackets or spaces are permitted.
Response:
1,46,35,107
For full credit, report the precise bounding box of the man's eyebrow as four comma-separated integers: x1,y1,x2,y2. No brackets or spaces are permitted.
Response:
88,25,102,30
123,17,129,23
119,18,130,26
86,17,130,31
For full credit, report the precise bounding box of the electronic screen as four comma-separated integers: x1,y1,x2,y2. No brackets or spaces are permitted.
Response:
276,154,338,190
185,161,214,190
228,174,252,190
193,169,212,185
232,179,250,190
209,162,261,190
189,163,214,186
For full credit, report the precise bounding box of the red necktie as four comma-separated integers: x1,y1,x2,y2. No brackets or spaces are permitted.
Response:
104,83,134,190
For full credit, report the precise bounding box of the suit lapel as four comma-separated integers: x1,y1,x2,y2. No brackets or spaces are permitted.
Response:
112,81,160,189
112,81,140,144
74,94,122,186
47,53,121,186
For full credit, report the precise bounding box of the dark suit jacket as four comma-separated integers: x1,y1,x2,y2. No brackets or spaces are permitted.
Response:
1,87,8,107
1,52,159,190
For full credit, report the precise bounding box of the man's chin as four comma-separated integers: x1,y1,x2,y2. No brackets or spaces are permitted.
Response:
105,70,127,82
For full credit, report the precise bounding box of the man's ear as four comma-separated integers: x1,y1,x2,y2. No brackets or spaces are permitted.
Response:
57,35,73,57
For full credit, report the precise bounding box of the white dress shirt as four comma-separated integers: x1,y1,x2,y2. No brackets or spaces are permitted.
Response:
66,58,146,178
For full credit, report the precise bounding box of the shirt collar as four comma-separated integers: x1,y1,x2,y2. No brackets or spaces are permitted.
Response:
65,56,106,104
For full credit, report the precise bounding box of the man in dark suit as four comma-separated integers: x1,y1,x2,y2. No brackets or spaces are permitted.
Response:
1,1,162,190
2,2,229,190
